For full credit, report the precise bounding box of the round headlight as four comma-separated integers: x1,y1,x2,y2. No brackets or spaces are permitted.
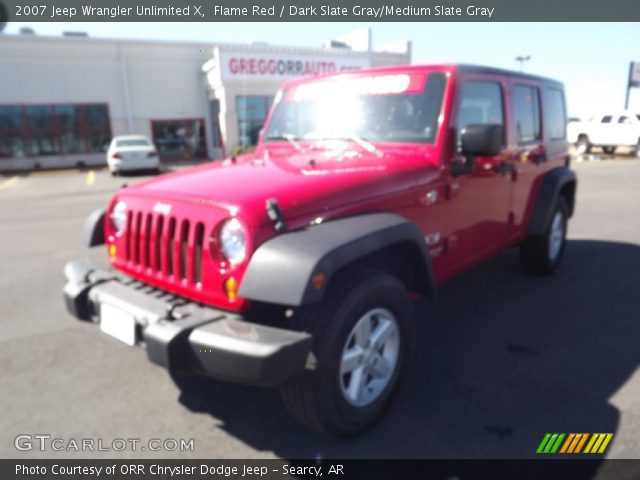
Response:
110,201,127,234
219,218,247,265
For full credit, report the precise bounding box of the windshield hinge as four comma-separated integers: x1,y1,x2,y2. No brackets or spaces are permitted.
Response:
266,198,287,233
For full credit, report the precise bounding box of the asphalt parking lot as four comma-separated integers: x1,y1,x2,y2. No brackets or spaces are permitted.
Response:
1,157,639,460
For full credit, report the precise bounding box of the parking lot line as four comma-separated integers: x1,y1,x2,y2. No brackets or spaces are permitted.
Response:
30,168,78,177
86,170,96,186
0,176,19,191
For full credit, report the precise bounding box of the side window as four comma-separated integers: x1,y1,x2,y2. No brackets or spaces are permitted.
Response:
618,116,630,124
543,88,566,140
513,85,541,143
457,81,504,144
601,116,612,123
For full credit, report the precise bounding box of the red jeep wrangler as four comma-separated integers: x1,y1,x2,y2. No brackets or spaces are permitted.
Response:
64,64,576,437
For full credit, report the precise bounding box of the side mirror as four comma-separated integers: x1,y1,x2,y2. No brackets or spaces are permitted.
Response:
461,124,504,157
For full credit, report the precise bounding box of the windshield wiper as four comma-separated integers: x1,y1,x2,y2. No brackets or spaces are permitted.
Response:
264,133,302,152
347,134,383,158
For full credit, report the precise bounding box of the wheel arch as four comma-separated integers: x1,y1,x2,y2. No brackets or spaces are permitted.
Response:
529,167,577,236
238,213,437,307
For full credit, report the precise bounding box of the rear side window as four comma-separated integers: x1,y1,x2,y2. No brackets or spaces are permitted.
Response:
513,85,541,143
457,81,504,142
543,88,567,140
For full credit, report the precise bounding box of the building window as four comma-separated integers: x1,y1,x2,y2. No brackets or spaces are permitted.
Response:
236,96,273,147
0,104,112,159
151,119,207,160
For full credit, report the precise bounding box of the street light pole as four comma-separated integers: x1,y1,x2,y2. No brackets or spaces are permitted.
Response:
515,55,531,72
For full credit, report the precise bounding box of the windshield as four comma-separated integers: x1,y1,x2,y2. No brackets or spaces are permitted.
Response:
116,138,150,147
264,72,447,144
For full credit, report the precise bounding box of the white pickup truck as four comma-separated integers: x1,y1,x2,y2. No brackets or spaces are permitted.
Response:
567,111,640,156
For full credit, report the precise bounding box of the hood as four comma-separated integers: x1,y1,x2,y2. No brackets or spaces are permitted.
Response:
127,141,438,227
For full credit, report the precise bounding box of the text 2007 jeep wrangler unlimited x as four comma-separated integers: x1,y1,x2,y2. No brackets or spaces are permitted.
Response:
64,64,576,436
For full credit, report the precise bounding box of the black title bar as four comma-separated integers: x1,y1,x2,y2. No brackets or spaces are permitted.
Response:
3,459,640,480
2,0,640,22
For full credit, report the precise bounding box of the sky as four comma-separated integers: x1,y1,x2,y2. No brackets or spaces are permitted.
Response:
4,21,640,118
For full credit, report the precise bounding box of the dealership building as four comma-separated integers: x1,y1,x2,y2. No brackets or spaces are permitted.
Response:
0,28,411,171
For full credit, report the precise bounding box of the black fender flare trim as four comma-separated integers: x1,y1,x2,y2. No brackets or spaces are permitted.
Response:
84,207,106,247
238,213,436,306
529,167,577,236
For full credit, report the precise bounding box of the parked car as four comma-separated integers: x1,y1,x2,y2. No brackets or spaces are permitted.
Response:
64,64,575,437
567,111,640,156
107,135,160,175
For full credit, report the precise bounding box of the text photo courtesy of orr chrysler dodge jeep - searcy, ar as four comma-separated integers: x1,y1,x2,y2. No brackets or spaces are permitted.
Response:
64,64,576,437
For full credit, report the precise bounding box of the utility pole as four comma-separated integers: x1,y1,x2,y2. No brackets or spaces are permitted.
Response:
515,55,531,72
627,62,640,110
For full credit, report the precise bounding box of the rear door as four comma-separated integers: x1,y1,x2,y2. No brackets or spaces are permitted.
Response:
507,80,545,240
443,72,513,274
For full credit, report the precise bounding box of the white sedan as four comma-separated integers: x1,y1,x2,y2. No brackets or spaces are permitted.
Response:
107,135,160,175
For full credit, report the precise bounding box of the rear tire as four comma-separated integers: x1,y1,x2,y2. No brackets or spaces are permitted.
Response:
280,270,414,437
575,135,591,155
635,139,640,158
520,197,569,276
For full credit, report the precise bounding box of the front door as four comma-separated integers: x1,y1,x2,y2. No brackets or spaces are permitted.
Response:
443,74,513,275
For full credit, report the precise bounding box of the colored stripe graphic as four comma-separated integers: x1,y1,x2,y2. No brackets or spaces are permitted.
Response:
550,433,565,453
537,433,565,454
584,433,614,454
559,433,575,454
574,433,589,453
584,434,598,453
536,434,552,454
538,433,613,454
597,434,613,454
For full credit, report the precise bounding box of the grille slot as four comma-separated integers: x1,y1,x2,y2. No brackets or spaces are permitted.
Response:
134,212,143,264
125,211,133,261
179,220,190,281
167,217,176,276
143,213,152,268
194,223,204,285
154,215,164,272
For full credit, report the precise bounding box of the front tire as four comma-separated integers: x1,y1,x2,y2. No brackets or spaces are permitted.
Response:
602,146,616,155
280,271,414,437
575,135,591,155
520,197,569,276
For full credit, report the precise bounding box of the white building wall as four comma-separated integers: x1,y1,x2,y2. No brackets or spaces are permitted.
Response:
0,35,212,170
0,33,411,171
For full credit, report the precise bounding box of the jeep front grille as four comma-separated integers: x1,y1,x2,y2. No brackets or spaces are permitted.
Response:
125,210,206,285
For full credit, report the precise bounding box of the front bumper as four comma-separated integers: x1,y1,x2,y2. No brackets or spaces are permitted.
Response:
63,259,312,387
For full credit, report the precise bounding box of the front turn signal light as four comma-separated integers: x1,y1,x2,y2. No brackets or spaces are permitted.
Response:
224,277,238,300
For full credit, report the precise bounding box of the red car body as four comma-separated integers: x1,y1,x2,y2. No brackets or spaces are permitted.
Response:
104,64,568,312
